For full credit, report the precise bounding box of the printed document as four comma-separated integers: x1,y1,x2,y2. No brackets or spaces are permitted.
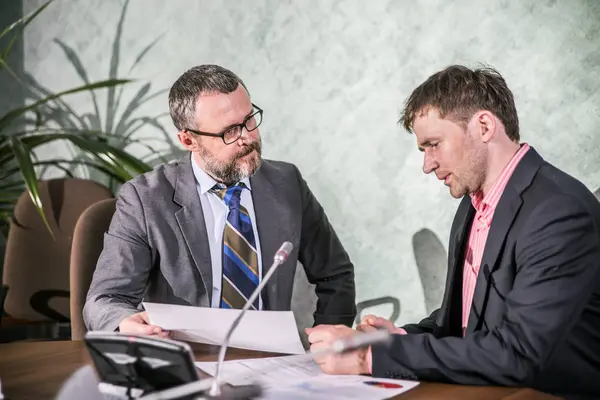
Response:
195,354,419,399
143,302,305,354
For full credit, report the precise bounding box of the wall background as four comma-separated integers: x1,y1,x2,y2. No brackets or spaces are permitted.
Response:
6,0,600,327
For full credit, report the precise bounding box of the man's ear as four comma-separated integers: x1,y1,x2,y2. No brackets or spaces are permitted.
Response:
177,130,198,151
476,111,496,143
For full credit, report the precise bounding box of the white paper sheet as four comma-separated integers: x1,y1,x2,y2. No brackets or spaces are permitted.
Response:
195,354,322,386
195,355,419,400
143,302,305,355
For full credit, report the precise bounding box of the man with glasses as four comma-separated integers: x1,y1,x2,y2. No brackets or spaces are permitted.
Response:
84,65,356,336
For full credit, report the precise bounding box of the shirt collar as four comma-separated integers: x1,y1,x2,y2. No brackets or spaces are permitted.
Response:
469,143,530,217
190,153,252,195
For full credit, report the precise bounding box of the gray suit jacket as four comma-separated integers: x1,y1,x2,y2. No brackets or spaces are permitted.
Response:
83,157,356,332
372,148,600,399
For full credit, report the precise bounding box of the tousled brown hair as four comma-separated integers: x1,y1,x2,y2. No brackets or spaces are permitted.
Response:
400,65,520,141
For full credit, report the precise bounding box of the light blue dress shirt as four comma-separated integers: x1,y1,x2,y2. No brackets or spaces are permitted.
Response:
190,155,263,309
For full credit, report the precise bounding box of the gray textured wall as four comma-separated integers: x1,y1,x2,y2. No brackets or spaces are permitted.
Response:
17,0,600,326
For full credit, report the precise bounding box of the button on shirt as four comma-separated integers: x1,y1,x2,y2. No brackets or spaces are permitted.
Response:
190,155,264,309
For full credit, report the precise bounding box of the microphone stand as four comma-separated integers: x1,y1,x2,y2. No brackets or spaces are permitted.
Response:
209,242,292,397
139,242,293,400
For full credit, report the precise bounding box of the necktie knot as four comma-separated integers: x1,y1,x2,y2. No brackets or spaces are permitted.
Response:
211,182,246,210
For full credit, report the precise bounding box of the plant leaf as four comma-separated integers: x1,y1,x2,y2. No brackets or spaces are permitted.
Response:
113,82,150,134
34,159,129,184
123,113,170,139
53,39,102,124
5,132,152,178
115,33,163,108
7,137,54,238
105,0,129,133
23,72,88,130
128,34,162,75
0,79,132,131
0,0,53,61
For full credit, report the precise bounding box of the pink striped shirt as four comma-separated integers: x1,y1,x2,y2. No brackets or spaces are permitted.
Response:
461,143,530,334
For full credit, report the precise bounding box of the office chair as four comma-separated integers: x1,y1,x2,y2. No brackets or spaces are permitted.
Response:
1,178,112,341
69,198,116,340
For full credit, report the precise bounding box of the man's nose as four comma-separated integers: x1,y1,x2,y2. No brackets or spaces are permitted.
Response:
423,152,438,174
237,127,255,145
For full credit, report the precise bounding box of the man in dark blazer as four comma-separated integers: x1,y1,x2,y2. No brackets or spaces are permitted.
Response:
84,65,356,335
307,65,600,398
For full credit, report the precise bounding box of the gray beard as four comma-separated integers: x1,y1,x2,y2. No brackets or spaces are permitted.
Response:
198,139,262,185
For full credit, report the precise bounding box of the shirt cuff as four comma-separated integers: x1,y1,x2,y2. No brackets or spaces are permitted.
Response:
367,327,407,374
367,345,373,374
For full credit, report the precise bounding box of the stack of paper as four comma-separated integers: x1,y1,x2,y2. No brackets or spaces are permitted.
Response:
143,302,305,354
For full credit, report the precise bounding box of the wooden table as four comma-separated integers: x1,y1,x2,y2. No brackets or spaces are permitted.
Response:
0,340,561,399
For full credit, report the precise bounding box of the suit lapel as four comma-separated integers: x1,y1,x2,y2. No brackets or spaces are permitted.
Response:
173,158,213,305
442,196,475,335
250,167,287,311
466,147,544,333
466,186,522,333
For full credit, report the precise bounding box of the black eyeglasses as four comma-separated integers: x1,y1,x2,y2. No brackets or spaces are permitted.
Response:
184,103,263,145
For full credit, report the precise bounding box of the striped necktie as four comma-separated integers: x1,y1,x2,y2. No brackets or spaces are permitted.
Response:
211,183,259,310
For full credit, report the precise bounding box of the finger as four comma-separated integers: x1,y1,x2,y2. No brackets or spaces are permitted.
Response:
155,330,171,339
356,324,376,333
149,325,166,335
306,327,331,343
305,325,326,335
134,324,164,336
307,330,331,344
138,311,151,324
132,323,157,335
360,315,378,325
369,317,391,328
309,341,328,353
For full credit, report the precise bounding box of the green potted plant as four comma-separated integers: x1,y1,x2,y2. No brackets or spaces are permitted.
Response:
0,0,171,241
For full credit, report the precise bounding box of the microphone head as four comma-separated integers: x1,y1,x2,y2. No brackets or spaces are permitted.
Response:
274,241,293,263
329,330,391,354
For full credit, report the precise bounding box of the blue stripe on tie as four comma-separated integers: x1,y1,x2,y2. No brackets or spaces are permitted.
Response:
224,189,233,204
221,299,231,309
224,245,259,285
223,262,257,301
222,261,256,301
238,211,252,228
224,186,241,206
228,211,256,248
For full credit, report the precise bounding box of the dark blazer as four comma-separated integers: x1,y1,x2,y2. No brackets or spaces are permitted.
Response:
84,157,356,332
372,147,600,399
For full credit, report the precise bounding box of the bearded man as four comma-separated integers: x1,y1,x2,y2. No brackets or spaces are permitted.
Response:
84,65,356,335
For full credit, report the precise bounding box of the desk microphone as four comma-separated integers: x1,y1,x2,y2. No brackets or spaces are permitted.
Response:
136,241,293,400
310,329,392,358
209,241,294,397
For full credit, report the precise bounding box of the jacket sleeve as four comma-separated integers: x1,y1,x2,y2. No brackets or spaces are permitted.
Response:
372,195,600,385
294,165,357,327
83,182,153,332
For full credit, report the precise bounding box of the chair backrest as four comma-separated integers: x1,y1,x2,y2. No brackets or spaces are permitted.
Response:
69,198,116,340
2,178,113,324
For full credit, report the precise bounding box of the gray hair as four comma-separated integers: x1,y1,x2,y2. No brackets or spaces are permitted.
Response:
168,64,249,130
